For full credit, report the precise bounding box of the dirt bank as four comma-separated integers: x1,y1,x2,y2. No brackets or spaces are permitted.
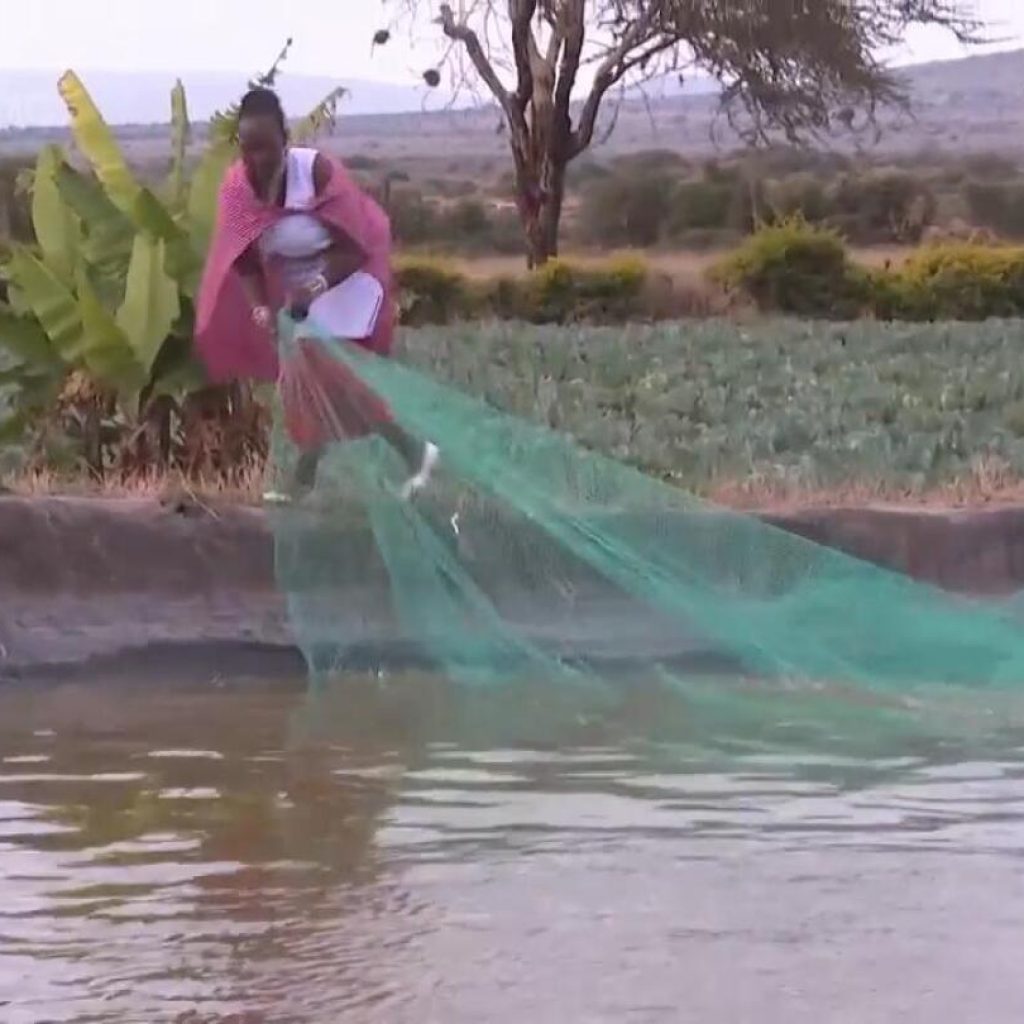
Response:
3,495,1024,680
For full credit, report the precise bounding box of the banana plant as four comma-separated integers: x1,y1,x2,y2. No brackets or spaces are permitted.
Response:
0,47,347,473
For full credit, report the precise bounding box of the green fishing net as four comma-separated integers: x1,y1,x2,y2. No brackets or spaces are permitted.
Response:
266,315,1024,722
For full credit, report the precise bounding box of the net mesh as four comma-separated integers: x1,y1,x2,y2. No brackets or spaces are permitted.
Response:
267,314,1024,717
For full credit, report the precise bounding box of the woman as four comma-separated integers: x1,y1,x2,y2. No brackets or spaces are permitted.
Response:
195,87,438,502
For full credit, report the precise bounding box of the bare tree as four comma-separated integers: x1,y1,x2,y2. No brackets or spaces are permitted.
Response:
377,1,983,267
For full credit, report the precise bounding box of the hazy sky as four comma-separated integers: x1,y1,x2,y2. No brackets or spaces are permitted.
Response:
3,0,1024,82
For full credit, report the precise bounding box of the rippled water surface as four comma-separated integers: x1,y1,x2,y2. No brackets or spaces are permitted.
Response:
2,676,1024,1023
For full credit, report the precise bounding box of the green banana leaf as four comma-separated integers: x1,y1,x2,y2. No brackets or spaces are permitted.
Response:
57,70,142,216
187,141,234,253
76,266,146,393
55,164,134,274
132,186,183,241
168,80,190,213
0,408,30,445
292,86,348,144
116,234,181,380
149,335,208,399
31,145,80,284
0,303,61,370
128,188,201,296
6,246,86,364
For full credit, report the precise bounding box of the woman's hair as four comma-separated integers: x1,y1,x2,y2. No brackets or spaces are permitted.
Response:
238,87,287,138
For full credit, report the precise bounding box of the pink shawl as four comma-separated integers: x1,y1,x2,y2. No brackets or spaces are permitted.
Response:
194,153,395,383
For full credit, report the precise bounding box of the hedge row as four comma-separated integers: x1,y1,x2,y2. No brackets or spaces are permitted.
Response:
396,227,1024,326
395,255,656,326
713,218,1024,321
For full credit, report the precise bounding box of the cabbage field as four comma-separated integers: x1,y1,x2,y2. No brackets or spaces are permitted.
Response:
398,317,1024,494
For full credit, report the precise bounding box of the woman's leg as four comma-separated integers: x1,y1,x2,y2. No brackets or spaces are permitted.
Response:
374,420,422,471
293,337,439,497
292,446,322,493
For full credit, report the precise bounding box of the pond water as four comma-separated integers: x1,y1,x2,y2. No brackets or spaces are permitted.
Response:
2,675,1024,1023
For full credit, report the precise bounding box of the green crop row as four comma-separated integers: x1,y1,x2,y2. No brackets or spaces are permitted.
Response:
395,318,1024,492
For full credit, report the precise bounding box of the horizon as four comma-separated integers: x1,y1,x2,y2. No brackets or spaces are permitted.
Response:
3,0,1024,130
4,43,1024,133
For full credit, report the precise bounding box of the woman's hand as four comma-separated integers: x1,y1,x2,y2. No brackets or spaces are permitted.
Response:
287,284,316,322
287,273,330,322
251,304,275,333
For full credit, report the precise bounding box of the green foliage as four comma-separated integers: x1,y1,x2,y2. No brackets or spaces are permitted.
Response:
0,156,35,244
964,181,1024,238
715,226,1024,323
0,55,340,475
206,38,347,148
670,180,735,233
713,217,867,318
513,257,649,324
580,174,675,247
395,257,473,326
167,80,190,213
394,255,650,326
766,173,830,224
385,185,522,254
827,169,936,244
387,185,441,246
208,38,293,145
882,243,1024,320
395,318,1024,491
291,86,349,144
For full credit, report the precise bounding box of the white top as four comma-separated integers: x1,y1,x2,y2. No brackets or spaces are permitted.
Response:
259,148,333,267
260,147,383,341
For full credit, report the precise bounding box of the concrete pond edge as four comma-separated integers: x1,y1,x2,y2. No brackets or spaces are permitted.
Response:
4,494,1024,681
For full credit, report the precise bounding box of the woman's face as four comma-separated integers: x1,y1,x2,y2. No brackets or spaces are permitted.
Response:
239,114,285,199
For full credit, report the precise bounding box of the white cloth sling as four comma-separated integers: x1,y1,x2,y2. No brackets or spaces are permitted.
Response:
259,147,383,340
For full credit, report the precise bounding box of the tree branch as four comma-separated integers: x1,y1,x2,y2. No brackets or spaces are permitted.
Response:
553,0,585,139
508,0,538,111
438,3,524,131
570,7,662,156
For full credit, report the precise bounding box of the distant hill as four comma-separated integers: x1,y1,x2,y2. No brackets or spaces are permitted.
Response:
0,68,440,127
3,48,1024,164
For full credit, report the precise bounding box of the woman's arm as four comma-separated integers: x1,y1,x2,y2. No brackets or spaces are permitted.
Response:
235,242,273,328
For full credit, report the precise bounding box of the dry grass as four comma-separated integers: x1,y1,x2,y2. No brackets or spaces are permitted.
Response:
3,462,266,507
436,244,914,284
6,455,1024,515
705,456,1024,513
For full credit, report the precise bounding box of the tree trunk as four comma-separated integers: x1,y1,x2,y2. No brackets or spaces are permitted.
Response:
519,158,567,268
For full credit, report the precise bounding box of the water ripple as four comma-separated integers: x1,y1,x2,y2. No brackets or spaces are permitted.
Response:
0,680,1023,1022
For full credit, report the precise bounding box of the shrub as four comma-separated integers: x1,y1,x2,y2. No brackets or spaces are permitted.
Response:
488,256,649,324
395,257,475,325
670,180,734,233
712,217,867,318
827,169,936,244
963,180,1024,238
767,173,830,224
882,243,1024,321
579,175,674,248
386,185,441,247
531,256,647,323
